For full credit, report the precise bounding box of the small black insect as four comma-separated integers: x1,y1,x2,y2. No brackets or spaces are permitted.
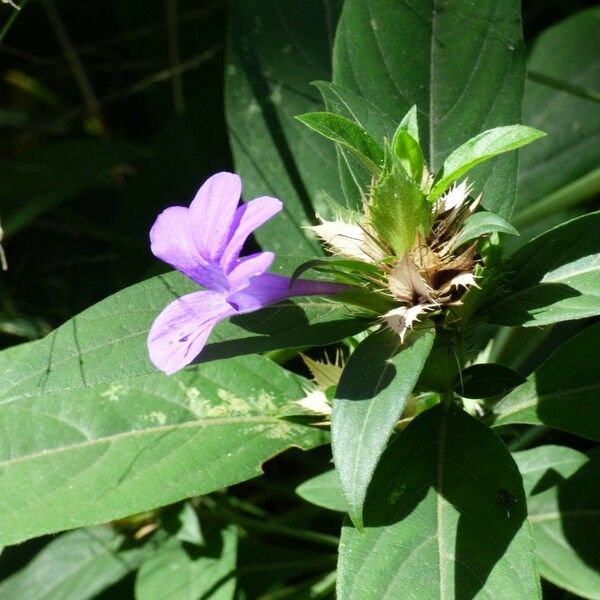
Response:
497,489,518,518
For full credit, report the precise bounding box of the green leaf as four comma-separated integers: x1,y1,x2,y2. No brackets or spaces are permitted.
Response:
315,81,397,209
456,363,526,399
429,125,545,201
514,8,600,227
314,81,397,144
451,211,519,250
369,152,430,257
296,112,384,174
136,524,237,600
396,105,420,141
296,469,346,513
492,322,600,441
527,453,600,599
1,139,148,237
333,0,527,218
0,355,328,546
391,129,424,183
337,405,540,599
0,262,367,400
489,212,600,327
332,327,435,528
0,527,152,600
512,445,589,496
225,0,343,255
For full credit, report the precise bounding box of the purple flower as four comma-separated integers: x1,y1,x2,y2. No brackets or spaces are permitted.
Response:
148,172,346,374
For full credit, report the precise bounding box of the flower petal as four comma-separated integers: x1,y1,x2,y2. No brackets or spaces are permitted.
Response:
189,172,242,261
147,290,235,374
228,273,347,313
150,206,230,291
227,251,274,293
220,196,282,270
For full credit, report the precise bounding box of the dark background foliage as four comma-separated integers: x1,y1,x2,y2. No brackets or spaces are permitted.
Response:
0,0,594,342
0,1,596,598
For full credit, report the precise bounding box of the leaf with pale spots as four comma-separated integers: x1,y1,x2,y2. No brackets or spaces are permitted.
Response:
0,354,328,546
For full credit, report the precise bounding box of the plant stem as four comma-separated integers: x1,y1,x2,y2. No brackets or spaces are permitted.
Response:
508,425,549,451
527,70,600,104
43,1,107,137
0,0,27,44
206,497,340,548
512,166,600,229
166,0,185,113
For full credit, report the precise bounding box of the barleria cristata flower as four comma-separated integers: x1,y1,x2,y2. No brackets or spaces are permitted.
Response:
297,104,545,343
147,172,346,374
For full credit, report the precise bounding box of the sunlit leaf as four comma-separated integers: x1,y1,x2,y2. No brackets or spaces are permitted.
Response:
337,405,540,599
332,327,435,527
492,322,600,441
333,0,527,218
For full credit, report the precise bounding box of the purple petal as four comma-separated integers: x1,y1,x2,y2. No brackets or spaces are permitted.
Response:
227,252,274,293
220,196,282,270
228,273,347,313
189,172,242,262
150,206,201,275
149,206,230,291
148,290,235,374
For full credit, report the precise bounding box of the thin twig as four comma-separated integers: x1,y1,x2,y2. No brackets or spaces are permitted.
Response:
0,0,28,44
528,70,600,104
43,1,107,136
166,0,185,113
0,216,7,271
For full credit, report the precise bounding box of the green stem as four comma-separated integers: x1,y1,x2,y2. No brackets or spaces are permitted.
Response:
0,0,28,44
508,425,549,451
165,0,185,113
206,498,340,548
527,70,600,104
264,347,308,365
512,166,600,229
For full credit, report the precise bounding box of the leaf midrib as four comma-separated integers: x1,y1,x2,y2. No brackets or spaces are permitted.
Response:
0,414,287,469
495,381,600,420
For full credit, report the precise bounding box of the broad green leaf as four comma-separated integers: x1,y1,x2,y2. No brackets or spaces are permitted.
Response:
333,0,527,218
296,469,346,512
451,211,518,250
369,153,430,257
456,363,526,399
1,139,148,237
527,454,600,599
225,0,343,255
315,81,397,209
514,8,600,227
296,112,384,174
512,445,589,496
136,524,237,600
337,405,540,599
429,126,545,201
489,212,600,326
0,355,328,546
0,262,367,401
0,527,152,600
332,327,435,528
492,322,600,441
